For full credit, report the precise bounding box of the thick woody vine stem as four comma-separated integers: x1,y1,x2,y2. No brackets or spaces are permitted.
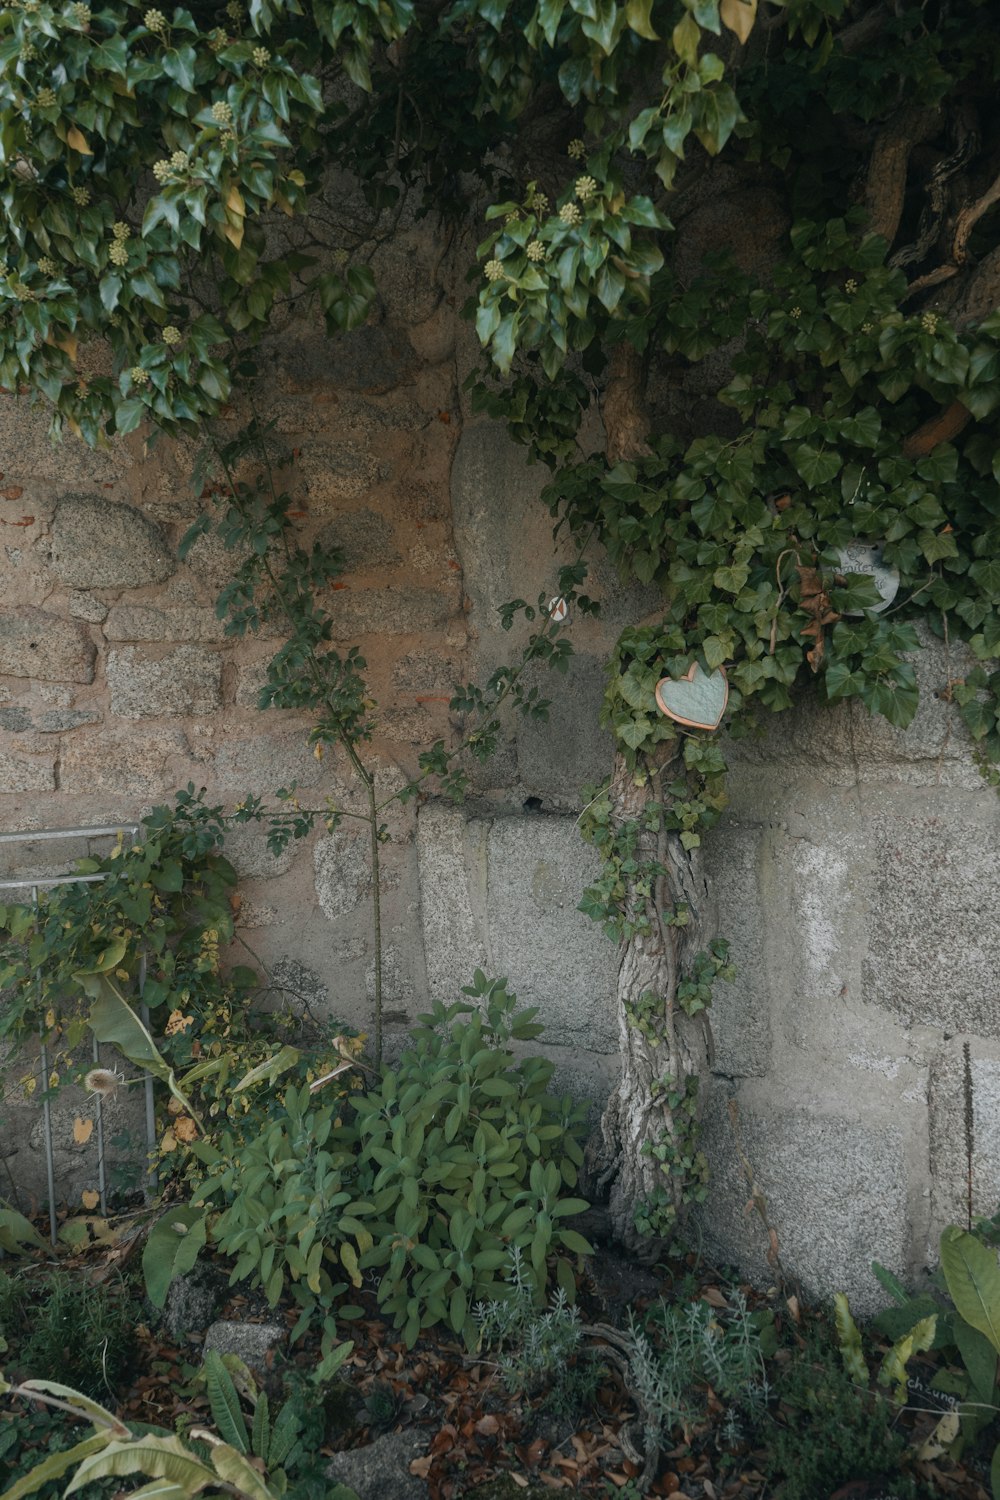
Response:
603,341,653,466
864,105,943,248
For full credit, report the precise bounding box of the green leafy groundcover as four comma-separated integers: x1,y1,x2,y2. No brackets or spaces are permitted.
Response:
146,974,592,1365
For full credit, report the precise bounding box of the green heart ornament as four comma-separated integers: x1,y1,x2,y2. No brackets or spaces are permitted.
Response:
654,663,729,731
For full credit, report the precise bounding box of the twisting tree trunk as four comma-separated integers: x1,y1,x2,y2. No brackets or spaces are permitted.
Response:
585,748,714,1259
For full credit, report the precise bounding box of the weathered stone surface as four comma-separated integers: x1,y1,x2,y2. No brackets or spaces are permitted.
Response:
0,608,96,683
267,318,415,396
929,1038,1000,1229
516,654,613,802
50,494,174,589
315,831,370,921
417,804,490,1001
224,823,297,880
0,708,31,732
316,508,401,572
704,820,772,1078
325,1429,428,1500
862,810,1000,1035
164,1265,228,1340
329,587,454,638
34,708,101,732
0,747,55,792
213,728,324,793
486,815,618,1051
372,230,444,325
203,1320,287,1372
391,650,462,694
104,605,227,643
60,727,187,795
271,957,330,1014
697,1086,910,1314
68,591,109,623
297,440,380,506
107,646,222,719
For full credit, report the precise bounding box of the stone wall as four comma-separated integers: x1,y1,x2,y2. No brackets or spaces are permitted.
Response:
1,216,999,1316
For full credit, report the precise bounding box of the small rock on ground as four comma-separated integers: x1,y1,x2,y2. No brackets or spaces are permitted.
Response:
325,1427,428,1500
202,1319,288,1373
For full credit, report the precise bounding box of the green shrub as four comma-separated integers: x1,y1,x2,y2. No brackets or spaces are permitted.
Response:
766,1328,924,1500
0,1268,138,1400
188,976,591,1353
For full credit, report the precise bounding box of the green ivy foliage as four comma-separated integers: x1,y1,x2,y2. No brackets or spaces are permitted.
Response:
540,217,1000,761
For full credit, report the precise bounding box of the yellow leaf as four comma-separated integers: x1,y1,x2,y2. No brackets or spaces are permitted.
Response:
81,1188,100,1209
719,0,757,43
223,219,244,250
73,1116,94,1145
917,1409,960,1460
173,1116,198,1142
66,126,92,156
160,1129,178,1153
226,184,245,217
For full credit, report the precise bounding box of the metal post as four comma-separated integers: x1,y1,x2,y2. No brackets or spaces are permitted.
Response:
139,953,158,1197
33,884,58,1248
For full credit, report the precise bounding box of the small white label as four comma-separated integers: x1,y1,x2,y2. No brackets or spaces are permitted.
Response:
836,542,900,616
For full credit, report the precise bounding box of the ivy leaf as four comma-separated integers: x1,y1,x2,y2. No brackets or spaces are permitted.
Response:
792,444,840,488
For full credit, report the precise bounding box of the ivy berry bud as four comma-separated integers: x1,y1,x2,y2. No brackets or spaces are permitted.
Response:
211,100,233,126
37,256,56,276
567,138,586,159
71,185,91,205
34,86,57,108
526,240,546,262
129,366,150,386
252,45,270,65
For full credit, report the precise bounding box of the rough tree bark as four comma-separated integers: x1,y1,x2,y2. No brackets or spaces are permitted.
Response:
585,749,713,1258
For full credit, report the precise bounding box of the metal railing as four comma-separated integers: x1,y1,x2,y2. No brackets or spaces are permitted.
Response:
0,824,158,1245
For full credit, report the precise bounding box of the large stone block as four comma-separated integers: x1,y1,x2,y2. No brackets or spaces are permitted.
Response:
0,608,95,683
0,747,56,792
515,653,613,803
60,728,188,795
314,829,371,921
103,605,227,643
50,494,174,589
316,508,400,572
416,803,490,1000
213,728,324,793
486,815,618,1051
697,1085,911,1314
862,809,1000,1035
328,586,455,638
929,1038,1000,1229
106,646,222,718
704,820,772,1078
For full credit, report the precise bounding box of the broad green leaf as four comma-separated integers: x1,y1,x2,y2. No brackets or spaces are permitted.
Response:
65,1435,216,1494
0,1433,109,1500
142,1207,208,1309
833,1292,868,1383
940,1225,1000,1355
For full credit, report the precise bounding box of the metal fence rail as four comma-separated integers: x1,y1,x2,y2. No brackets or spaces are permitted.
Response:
0,825,158,1244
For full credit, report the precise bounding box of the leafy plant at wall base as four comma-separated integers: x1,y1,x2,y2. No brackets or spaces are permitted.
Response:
765,1325,925,1500
183,977,590,1356
871,1224,1000,1487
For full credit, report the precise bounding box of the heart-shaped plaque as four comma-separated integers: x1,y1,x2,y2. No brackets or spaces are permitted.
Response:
655,663,729,731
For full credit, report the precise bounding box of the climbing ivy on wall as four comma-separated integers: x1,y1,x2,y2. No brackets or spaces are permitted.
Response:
3,0,1000,1247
